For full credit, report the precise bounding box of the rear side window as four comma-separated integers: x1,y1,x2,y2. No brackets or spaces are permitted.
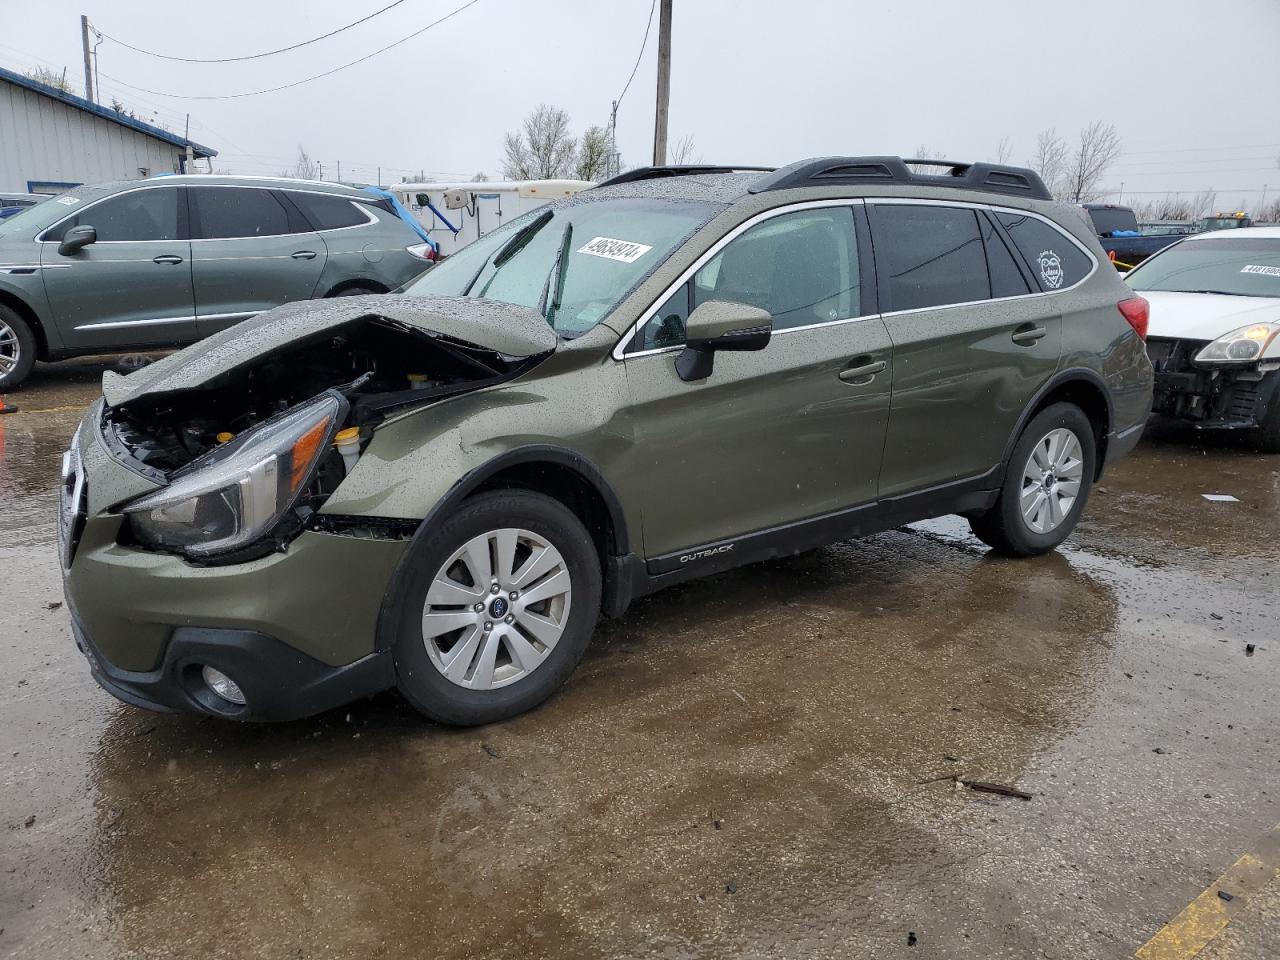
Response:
869,205,987,311
995,212,1093,291
980,214,1031,298
190,187,294,239
289,192,369,230
44,187,179,242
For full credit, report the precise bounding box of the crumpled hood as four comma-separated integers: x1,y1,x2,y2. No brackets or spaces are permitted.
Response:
1143,291,1280,342
101,295,559,407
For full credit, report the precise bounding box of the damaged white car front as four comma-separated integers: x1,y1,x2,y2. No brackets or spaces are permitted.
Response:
1125,229,1280,451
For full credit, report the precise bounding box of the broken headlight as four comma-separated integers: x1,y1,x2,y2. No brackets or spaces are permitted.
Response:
1195,322,1280,364
123,394,344,558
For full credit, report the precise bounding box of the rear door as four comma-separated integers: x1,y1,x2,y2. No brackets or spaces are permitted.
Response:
39,185,195,350
187,186,326,334
622,202,894,561
868,201,1063,496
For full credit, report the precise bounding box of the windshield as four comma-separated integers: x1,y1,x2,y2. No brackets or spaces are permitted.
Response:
1087,207,1137,236
1126,237,1280,298
404,197,721,337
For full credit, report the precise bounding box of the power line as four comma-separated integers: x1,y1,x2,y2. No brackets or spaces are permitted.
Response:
1119,142,1280,156
615,0,657,112
1114,155,1280,168
97,0,414,63
96,0,483,101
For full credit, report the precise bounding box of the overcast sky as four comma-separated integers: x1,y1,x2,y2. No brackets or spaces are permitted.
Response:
3,0,1278,206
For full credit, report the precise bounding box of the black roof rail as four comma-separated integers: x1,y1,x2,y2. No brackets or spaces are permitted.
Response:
594,164,775,188
749,156,1053,201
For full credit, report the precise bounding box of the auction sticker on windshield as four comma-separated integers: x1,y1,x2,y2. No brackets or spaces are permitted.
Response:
1241,264,1280,277
578,237,653,264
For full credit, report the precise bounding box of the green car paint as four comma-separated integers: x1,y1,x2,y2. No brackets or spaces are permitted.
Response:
60,162,1154,721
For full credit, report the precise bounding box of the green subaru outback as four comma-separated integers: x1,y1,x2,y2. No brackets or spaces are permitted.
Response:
60,158,1153,725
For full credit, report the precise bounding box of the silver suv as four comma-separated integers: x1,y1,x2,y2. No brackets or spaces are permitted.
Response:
0,175,435,389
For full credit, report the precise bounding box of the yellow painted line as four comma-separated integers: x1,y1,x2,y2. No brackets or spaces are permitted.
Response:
1136,823,1280,959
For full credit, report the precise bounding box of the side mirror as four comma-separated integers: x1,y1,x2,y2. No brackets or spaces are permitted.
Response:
675,300,772,382
58,224,97,256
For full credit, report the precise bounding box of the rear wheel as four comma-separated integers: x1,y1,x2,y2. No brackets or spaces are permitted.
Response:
0,306,36,391
969,403,1096,556
329,284,383,298
392,491,601,726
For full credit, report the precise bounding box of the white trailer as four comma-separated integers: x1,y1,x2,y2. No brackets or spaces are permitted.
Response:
391,179,594,257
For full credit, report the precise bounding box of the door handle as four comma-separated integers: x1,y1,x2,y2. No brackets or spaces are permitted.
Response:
1011,324,1047,345
838,358,887,384
152,254,184,265
291,250,318,260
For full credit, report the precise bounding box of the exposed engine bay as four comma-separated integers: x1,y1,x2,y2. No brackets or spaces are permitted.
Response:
1147,336,1280,428
103,316,541,477
99,315,548,563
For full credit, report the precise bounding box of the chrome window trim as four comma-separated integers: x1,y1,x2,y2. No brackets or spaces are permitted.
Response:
614,196,1099,360
35,183,378,245
612,199,866,361
34,183,183,245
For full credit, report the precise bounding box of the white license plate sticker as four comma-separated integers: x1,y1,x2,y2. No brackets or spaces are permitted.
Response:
577,236,652,264
1240,264,1280,277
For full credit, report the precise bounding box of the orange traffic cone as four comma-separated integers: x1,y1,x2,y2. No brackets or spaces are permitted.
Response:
0,396,17,414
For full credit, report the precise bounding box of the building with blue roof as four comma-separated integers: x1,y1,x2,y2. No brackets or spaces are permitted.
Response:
0,65,217,195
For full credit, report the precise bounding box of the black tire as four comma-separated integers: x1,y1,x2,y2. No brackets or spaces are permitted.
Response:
1255,386,1280,454
969,403,1097,557
392,490,602,726
0,305,37,391
329,285,383,298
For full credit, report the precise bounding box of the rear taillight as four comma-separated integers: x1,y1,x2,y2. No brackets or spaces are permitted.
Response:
406,243,436,261
1117,296,1149,341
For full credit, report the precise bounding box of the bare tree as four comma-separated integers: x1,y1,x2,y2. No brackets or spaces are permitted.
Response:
108,96,138,120
907,144,945,175
472,171,490,182
575,125,612,181
1258,197,1280,223
1061,121,1121,203
668,134,701,165
24,65,71,93
1030,128,1069,198
994,136,1014,165
502,104,577,180
280,145,320,180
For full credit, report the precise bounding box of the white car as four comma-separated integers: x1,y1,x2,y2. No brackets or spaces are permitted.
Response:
1125,225,1280,451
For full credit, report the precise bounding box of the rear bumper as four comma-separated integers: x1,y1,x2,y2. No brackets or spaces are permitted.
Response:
72,615,393,721
1105,420,1145,467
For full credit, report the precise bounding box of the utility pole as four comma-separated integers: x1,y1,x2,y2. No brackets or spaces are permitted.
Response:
336,160,342,183
652,0,672,166
80,15,94,102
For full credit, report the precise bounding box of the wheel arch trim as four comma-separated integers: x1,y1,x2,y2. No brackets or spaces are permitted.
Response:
373,444,632,652
1001,367,1114,475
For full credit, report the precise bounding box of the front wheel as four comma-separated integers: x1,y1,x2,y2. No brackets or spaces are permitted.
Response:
969,403,1096,556
392,491,601,726
0,306,37,391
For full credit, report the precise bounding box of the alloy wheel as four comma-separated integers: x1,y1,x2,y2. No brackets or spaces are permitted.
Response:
421,527,572,690
1020,427,1084,534
0,317,20,376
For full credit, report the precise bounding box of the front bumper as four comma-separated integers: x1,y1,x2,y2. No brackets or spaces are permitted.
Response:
1146,337,1280,429
72,616,393,721
63,515,411,719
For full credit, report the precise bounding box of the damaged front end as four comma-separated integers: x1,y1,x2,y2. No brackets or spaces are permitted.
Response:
1147,329,1280,429
94,296,556,564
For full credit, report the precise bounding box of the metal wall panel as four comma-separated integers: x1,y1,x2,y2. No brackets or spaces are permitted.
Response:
0,80,186,192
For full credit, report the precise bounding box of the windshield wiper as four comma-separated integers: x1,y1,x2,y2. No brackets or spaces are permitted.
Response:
1185,289,1252,297
538,222,574,322
462,208,554,297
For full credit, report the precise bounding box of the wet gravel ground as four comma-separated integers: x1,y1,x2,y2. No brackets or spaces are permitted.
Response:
1,360,1277,959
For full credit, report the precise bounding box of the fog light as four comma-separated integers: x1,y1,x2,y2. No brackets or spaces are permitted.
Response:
202,666,246,705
